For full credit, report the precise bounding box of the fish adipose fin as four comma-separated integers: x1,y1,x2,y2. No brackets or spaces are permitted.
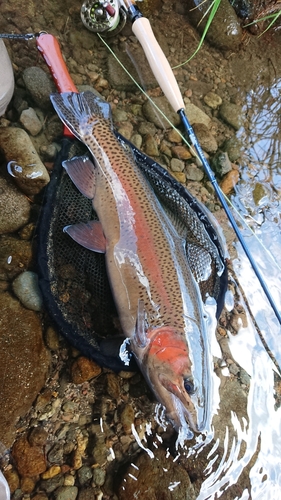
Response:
62,155,96,200
50,91,113,141
64,221,106,253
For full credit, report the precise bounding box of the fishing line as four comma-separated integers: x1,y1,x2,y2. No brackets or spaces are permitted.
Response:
101,1,281,325
99,33,281,275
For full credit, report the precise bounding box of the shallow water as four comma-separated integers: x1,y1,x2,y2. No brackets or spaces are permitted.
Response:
1,2,281,499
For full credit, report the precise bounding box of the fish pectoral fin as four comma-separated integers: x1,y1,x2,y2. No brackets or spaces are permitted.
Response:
62,155,96,199
63,221,106,253
133,299,149,348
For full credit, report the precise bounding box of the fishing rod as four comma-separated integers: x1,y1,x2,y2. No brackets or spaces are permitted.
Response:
80,0,281,325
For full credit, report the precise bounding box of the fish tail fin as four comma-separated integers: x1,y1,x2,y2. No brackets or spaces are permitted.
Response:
50,91,113,141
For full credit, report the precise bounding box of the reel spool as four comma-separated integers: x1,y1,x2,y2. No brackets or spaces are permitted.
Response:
80,1,127,36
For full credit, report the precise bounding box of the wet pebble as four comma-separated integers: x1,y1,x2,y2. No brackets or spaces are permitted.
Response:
171,144,192,160
211,151,232,177
0,127,50,195
12,434,47,477
143,133,159,156
92,468,106,487
22,66,56,110
48,443,64,464
185,100,212,128
12,271,43,311
77,465,92,486
54,486,78,500
71,356,102,384
41,466,61,480
192,123,218,153
185,163,204,181
19,107,43,136
203,91,223,109
222,135,243,161
219,101,244,130
40,475,64,494
130,133,142,149
167,128,182,142
220,169,240,194
0,176,30,235
116,120,133,140
142,96,181,129
170,157,185,172
3,468,20,494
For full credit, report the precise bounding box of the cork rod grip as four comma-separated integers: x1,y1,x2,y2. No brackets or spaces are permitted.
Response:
132,17,185,113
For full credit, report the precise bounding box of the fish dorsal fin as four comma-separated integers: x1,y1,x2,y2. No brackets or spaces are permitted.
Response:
63,221,106,253
62,155,96,199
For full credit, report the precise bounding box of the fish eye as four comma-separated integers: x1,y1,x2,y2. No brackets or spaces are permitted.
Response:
184,377,196,395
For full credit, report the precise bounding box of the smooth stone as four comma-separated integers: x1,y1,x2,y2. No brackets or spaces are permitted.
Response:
192,123,218,153
71,357,102,384
77,466,92,486
0,236,33,281
138,121,157,136
184,0,242,51
219,101,243,130
130,133,142,149
19,107,42,136
142,96,181,129
0,127,50,195
3,469,20,494
116,121,133,140
20,476,36,494
118,448,196,500
185,163,204,181
0,176,30,234
28,428,48,447
92,468,106,487
167,128,182,143
171,145,192,160
22,66,56,110
220,169,240,194
41,466,62,480
211,151,232,177
12,434,47,477
185,101,211,127
143,133,159,156
12,271,43,311
222,136,243,162
0,293,50,447
253,182,268,205
172,171,186,184
170,158,185,172
40,475,64,494
203,91,223,109
112,109,128,122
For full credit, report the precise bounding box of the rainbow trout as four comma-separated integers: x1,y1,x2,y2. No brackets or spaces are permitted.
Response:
50,91,224,435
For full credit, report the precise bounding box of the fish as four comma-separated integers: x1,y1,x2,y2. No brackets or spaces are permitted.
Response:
49,90,227,435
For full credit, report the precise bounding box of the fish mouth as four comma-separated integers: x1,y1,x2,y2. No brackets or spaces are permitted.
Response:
158,373,201,434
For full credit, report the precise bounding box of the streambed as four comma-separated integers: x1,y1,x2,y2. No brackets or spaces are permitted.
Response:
0,1,281,499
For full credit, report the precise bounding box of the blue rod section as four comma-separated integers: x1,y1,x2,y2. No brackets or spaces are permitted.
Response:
178,108,281,326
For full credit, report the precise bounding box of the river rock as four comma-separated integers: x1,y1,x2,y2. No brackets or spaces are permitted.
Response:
12,434,47,477
219,102,244,130
142,96,181,129
0,292,50,447
222,136,243,161
19,107,43,136
0,236,33,281
220,169,239,194
192,123,218,153
118,447,196,500
71,356,102,384
12,271,43,311
211,151,232,177
0,127,50,195
185,0,243,51
22,66,56,110
185,101,211,128
0,175,30,234
203,91,223,110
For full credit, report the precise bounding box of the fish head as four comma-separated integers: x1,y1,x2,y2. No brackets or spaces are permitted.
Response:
131,326,208,435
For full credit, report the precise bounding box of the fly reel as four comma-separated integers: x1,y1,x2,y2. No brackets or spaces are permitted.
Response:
80,0,127,36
